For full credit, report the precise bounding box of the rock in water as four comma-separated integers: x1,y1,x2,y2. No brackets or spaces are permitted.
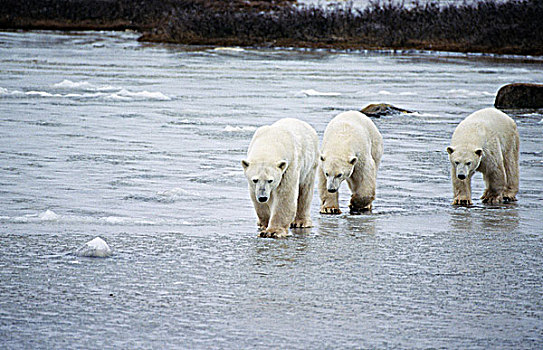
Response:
495,83,543,109
360,103,413,118
76,237,112,258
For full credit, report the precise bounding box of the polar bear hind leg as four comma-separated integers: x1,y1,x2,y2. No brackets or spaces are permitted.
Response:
503,133,520,202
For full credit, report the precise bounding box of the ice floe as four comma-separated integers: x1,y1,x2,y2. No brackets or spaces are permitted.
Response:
53,79,117,92
223,125,257,132
447,89,494,97
301,89,341,97
38,210,60,221
76,237,112,258
0,80,171,101
213,47,245,52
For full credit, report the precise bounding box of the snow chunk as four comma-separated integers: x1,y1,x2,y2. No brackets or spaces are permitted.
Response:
301,89,341,97
76,237,112,258
39,210,60,221
224,125,257,132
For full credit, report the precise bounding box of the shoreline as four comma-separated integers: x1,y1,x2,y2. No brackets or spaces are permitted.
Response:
4,27,542,61
1,0,542,56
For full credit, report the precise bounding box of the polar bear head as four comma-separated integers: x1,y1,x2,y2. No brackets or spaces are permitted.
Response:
241,159,288,203
320,155,357,193
446,146,483,180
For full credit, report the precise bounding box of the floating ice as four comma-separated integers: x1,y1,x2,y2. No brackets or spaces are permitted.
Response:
99,216,128,224
213,47,245,52
109,89,171,101
53,79,117,92
38,210,60,221
224,125,257,132
0,87,24,95
378,90,393,95
406,112,440,117
25,91,59,97
0,80,173,102
76,237,112,258
301,89,341,97
447,89,494,97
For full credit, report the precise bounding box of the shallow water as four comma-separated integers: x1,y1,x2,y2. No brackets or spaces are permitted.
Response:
0,30,542,348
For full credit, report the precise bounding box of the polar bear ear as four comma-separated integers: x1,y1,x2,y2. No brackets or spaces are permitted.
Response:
475,149,483,157
446,146,455,155
277,160,288,171
349,156,358,165
241,160,250,169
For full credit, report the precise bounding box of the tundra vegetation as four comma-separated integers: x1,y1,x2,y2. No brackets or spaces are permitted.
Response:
1,0,541,55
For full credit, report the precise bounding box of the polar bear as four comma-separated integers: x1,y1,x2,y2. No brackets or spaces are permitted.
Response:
319,111,383,214
242,118,319,238
446,107,519,206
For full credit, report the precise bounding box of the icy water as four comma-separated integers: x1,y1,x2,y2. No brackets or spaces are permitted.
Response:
1,30,542,348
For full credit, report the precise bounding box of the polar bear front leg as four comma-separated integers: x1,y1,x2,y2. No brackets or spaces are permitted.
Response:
262,185,298,238
481,166,506,204
347,163,375,214
318,167,341,214
451,168,473,206
250,191,270,230
291,173,315,228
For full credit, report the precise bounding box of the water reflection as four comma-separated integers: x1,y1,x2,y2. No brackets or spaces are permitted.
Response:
317,214,377,237
251,232,311,268
449,205,520,234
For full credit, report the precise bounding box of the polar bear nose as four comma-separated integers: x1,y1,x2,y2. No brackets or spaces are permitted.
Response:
457,174,466,180
258,196,268,203
327,188,337,193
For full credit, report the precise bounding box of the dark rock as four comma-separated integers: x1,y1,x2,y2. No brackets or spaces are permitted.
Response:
495,83,543,109
360,103,413,118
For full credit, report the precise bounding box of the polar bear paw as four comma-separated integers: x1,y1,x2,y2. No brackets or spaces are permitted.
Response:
503,196,517,203
502,191,518,203
349,203,372,214
481,193,504,205
290,219,312,228
320,206,342,214
260,227,289,238
452,197,473,206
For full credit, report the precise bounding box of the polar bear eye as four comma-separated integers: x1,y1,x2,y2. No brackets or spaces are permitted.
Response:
267,179,273,183
252,179,258,183
337,173,343,178
466,162,471,166
454,161,459,165
325,172,329,177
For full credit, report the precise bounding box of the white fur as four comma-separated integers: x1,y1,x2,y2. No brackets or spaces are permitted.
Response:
242,118,318,238
447,107,520,205
318,111,383,214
